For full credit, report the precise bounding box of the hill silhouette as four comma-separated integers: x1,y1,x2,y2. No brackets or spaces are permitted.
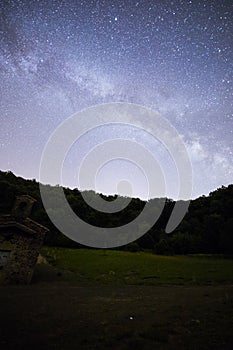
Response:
0,170,232,254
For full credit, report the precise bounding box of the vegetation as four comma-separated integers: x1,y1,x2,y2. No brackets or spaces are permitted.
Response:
39,247,233,286
0,170,233,254
1,170,233,349
1,280,233,349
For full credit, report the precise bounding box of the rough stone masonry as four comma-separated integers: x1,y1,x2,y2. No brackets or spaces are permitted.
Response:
0,195,49,284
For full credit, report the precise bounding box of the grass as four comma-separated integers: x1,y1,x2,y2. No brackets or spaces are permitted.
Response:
1,248,233,349
1,282,233,349
39,247,233,286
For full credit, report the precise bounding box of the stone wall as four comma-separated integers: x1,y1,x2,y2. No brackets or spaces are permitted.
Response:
0,227,45,284
0,195,48,284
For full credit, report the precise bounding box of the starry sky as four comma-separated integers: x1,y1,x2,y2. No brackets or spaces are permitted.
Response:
0,0,233,200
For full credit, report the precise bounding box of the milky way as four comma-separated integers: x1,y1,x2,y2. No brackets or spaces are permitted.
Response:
0,0,232,199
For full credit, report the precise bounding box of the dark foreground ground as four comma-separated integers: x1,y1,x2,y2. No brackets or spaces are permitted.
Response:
0,283,233,350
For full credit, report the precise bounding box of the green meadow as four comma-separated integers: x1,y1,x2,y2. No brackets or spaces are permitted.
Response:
39,247,233,286
1,248,233,349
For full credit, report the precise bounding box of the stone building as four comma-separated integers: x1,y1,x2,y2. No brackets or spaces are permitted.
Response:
0,195,49,284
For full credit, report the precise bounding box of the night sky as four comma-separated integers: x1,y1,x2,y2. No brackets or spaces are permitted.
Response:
0,0,232,200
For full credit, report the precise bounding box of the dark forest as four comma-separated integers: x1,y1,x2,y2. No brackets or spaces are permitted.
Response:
1,170,232,255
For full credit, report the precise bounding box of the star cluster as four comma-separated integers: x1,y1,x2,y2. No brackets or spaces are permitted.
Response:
0,0,232,199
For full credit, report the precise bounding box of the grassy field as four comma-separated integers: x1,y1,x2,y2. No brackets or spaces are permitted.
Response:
38,247,233,285
1,248,233,349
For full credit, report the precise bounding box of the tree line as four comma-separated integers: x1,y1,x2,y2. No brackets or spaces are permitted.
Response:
0,170,232,255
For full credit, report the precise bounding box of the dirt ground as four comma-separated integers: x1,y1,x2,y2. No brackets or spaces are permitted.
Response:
0,283,233,350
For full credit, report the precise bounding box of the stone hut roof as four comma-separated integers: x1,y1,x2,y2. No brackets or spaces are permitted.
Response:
0,215,49,235
0,194,49,236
